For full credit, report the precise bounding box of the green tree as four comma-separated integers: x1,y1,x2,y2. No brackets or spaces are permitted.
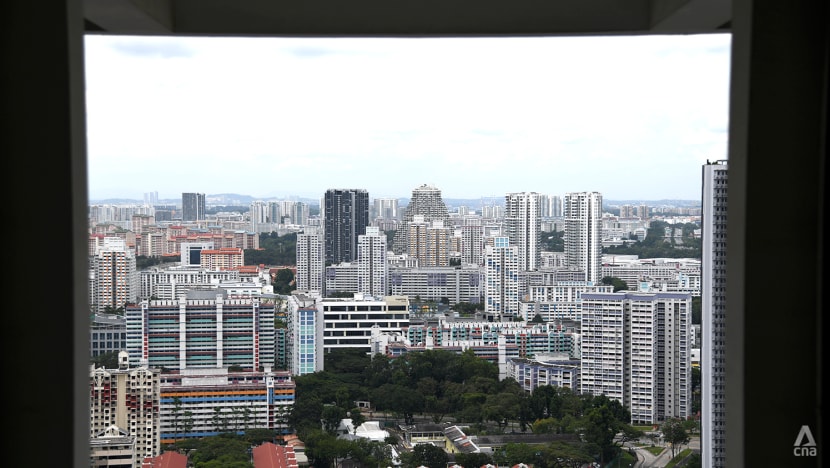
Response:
600,276,629,292
404,442,449,468
661,417,690,458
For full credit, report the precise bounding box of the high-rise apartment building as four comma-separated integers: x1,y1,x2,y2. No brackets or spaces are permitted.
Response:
90,237,139,313
372,197,399,221
90,351,161,467
296,228,324,293
181,192,205,222
701,160,728,468
460,216,484,266
483,237,521,320
323,189,369,264
504,192,542,271
580,292,692,425
392,184,450,254
564,191,603,284
357,226,388,297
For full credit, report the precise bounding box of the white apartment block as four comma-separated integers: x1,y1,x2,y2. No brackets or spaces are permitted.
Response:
701,160,728,468
324,262,359,296
520,281,615,322
580,292,691,425
296,229,324,293
504,192,542,271
507,354,581,393
387,265,482,304
89,351,161,467
601,258,702,296
139,265,241,299
483,237,521,320
460,216,485,266
564,191,603,284
357,227,388,297
90,237,139,313
320,294,410,353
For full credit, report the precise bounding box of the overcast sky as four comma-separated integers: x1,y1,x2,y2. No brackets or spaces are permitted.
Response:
84,33,731,202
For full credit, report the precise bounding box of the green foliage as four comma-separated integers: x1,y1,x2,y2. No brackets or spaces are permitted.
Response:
541,230,565,252
451,301,484,314
244,232,297,266
402,442,449,468
136,255,179,270
271,268,295,294
600,276,629,292
661,417,691,459
692,296,701,324
604,220,701,259
90,351,120,369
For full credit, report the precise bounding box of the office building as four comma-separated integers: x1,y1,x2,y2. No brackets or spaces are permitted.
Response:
483,237,520,320
181,192,205,222
563,191,603,284
357,226,388,297
125,291,276,371
89,351,161,466
392,184,450,254
321,294,409,353
323,189,369,264
504,192,542,271
701,160,728,467
580,292,691,425
180,242,213,266
296,228,324,293
90,313,127,357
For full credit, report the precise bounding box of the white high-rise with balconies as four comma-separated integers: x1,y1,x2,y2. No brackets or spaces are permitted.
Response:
580,291,692,425
483,237,520,321
504,192,542,272
392,184,450,254
701,160,728,468
296,227,324,293
357,227,388,297
564,191,603,284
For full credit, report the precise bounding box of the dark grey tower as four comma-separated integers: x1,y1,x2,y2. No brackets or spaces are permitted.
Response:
181,192,205,221
323,189,369,264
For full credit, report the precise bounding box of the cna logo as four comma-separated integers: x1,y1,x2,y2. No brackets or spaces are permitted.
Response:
793,425,817,457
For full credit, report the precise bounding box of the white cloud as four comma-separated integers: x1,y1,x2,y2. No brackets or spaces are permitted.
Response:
84,34,731,201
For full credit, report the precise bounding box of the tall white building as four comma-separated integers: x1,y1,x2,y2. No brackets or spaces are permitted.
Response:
483,237,520,320
460,216,484,266
90,237,139,313
296,228,324,293
564,191,603,284
504,192,542,271
580,291,692,425
357,226,388,297
701,160,728,468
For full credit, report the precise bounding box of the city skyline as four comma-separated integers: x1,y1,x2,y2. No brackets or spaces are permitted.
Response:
85,34,731,202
